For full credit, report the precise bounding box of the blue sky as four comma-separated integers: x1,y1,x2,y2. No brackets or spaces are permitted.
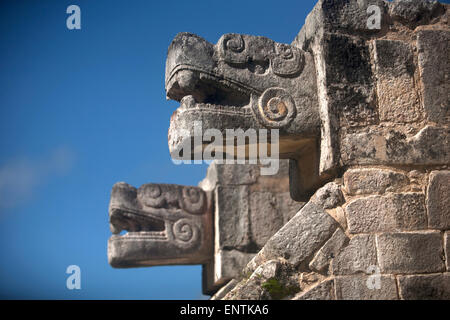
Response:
2,0,447,300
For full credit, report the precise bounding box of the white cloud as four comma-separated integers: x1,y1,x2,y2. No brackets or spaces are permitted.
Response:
0,146,75,209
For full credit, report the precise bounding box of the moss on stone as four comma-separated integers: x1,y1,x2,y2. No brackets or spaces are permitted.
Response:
261,277,299,300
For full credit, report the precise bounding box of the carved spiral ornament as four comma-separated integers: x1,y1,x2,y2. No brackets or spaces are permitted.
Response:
172,218,199,243
254,87,297,129
277,44,293,59
271,43,304,77
181,187,205,215
218,33,247,64
139,184,165,207
224,34,244,53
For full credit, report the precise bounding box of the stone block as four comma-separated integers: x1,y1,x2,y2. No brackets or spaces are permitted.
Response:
199,162,259,191
215,185,250,249
317,0,389,34
249,192,287,248
262,202,338,267
374,39,420,123
326,206,348,231
346,193,427,234
398,273,450,300
323,33,377,127
344,168,409,195
335,275,398,300
292,279,335,300
332,234,377,275
377,231,445,274
417,30,450,124
340,126,450,166
427,171,450,230
249,160,290,194
309,228,349,272
389,0,444,24
223,259,299,300
277,192,304,224
311,182,345,209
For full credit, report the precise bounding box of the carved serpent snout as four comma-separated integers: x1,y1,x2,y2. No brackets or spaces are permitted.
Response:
165,32,323,202
165,32,320,135
166,33,320,164
108,182,213,268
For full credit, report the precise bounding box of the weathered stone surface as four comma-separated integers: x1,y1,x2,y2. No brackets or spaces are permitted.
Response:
377,231,445,274
427,171,450,230
166,31,324,199
445,232,450,271
242,248,268,277
335,275,398,300
417,30,450,124
201,161,302,294
294,0,389,44
309,228,349,272
277,192,304,224
223,259,300,300
326,206,348,231
108,182,213,268
166,32,321,160
398,273,450,300
344,168,409,195
215,175,302,251
249,160,290,193
324,33,377,128
210,279,238,300
298,271,326,291
346,193,427,234
249,192,288,248
292,279,335,300
311,182,345,209
332,234,377,275
373,39,420,123
340,126,450,166
213,249,255,283
222,278,267,300
262,202,338,267
199,162,259,191
200,160,290,191
390,0,444,24
215,185,250,250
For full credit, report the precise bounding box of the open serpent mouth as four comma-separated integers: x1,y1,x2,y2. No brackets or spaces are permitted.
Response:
166,67,258,114
109,207,167,240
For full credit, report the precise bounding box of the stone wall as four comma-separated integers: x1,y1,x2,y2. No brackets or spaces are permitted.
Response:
219,168,449,300
200,160,304,294
215,0,449,300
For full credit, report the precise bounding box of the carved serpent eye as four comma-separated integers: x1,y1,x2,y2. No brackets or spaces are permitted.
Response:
265,96,289,121
252,87,297,129
218,33,247,64
139,184,165,207
181,187,205,214
277,44,293,59
224,34,244,53
146,184,161,198
271,43,304,76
